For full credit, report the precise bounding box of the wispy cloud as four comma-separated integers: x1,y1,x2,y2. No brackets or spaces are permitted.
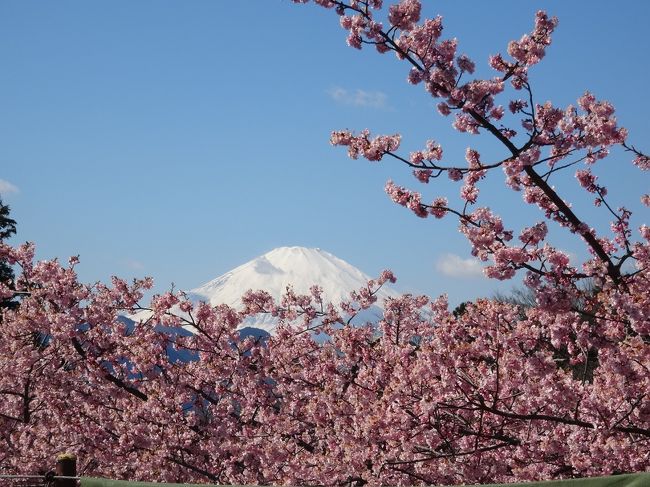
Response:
0,179,19,195
436,253,485,278
327,86,388,109
123,259,145,271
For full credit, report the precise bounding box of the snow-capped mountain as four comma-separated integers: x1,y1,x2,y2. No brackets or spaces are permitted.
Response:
131,246,401,334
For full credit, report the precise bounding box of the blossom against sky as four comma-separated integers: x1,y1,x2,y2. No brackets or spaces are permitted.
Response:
1,1,648,305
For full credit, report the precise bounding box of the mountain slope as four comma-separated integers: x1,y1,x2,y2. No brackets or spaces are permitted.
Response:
132,246,400,334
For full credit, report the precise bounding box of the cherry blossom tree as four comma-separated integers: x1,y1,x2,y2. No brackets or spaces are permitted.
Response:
1,1,648,485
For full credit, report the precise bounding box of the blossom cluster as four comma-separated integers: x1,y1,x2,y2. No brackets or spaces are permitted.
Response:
330,129,401,161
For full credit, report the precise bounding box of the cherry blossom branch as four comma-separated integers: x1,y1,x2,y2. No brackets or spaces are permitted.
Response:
478,402,650,438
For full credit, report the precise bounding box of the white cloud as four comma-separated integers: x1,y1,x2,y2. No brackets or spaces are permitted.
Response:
327,86,388,109
0,179,19,195
124,259,145,271
436,253,485,278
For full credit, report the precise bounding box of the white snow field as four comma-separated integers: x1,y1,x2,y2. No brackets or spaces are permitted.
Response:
130,246,401,335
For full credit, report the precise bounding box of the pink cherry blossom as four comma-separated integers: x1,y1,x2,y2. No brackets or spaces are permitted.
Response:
388,0,421,31
2,3,648,485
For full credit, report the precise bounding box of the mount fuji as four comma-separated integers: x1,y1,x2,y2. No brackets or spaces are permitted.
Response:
130,246,401,335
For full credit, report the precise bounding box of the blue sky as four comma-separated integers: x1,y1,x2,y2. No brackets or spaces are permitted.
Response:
1,1,648,306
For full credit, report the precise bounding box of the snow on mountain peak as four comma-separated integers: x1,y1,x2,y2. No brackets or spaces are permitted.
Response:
190,246,397,308
131,246,400,334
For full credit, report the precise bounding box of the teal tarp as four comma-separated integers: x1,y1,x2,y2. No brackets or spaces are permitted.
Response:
80,472,650,487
